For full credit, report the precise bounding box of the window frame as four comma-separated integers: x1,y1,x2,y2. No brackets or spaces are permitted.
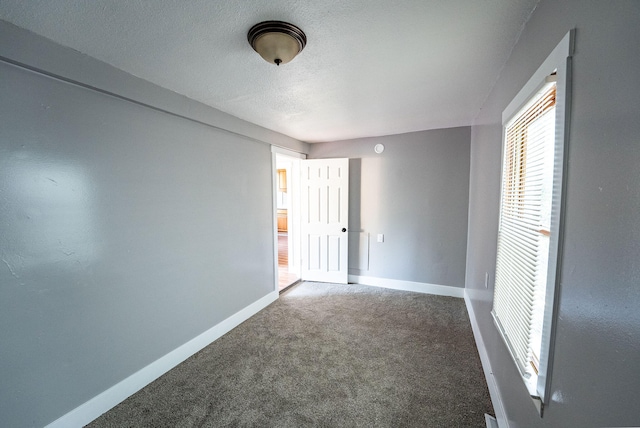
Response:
493,30,574,416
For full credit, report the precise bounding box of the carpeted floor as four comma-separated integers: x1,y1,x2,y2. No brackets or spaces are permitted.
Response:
87,282,493,427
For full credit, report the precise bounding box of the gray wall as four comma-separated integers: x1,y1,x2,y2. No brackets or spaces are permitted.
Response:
310,128,470,288
465,1,640,427
0,22,307,427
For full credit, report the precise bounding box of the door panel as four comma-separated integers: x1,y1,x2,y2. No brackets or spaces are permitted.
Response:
301,158,349,283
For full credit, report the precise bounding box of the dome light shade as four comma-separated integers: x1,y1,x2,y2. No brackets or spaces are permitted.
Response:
248,21,307,66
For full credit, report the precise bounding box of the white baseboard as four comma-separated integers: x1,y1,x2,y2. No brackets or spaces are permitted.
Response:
464,290,508,428
348,274,465,298
45,290,279,428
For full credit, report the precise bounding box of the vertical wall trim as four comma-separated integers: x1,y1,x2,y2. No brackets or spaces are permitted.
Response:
271,151,280,292
44,291,278,428
464,290,509,428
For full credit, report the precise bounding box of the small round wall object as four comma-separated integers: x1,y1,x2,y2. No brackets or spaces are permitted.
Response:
374,143,385,154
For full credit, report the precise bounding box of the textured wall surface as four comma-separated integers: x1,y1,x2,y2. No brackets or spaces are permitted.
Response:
310,128,470,288
465,1,640,427
0,23,291,428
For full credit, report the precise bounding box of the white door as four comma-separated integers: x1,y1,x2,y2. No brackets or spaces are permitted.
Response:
301,158,349,284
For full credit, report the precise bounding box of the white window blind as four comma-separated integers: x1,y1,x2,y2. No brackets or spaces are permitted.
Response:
492,81,556,387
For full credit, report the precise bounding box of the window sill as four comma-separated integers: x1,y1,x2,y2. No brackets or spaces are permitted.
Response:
523,375,544,416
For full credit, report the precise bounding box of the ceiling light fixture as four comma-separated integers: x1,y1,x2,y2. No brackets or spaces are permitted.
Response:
247,21,307,66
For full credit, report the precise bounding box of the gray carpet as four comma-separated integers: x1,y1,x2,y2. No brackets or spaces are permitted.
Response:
87,282,493,427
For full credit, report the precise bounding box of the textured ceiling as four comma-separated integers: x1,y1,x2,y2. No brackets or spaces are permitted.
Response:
0,0,539,143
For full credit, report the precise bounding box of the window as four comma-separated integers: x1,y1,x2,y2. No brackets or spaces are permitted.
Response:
491,31,573,416
493,79,555,386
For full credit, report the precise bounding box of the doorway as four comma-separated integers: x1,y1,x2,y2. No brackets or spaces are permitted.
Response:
273,149,303,291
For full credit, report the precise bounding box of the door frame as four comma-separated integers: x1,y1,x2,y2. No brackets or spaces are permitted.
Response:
271,146,306,292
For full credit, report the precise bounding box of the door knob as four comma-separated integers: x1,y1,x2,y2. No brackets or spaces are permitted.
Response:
342,228,347,232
